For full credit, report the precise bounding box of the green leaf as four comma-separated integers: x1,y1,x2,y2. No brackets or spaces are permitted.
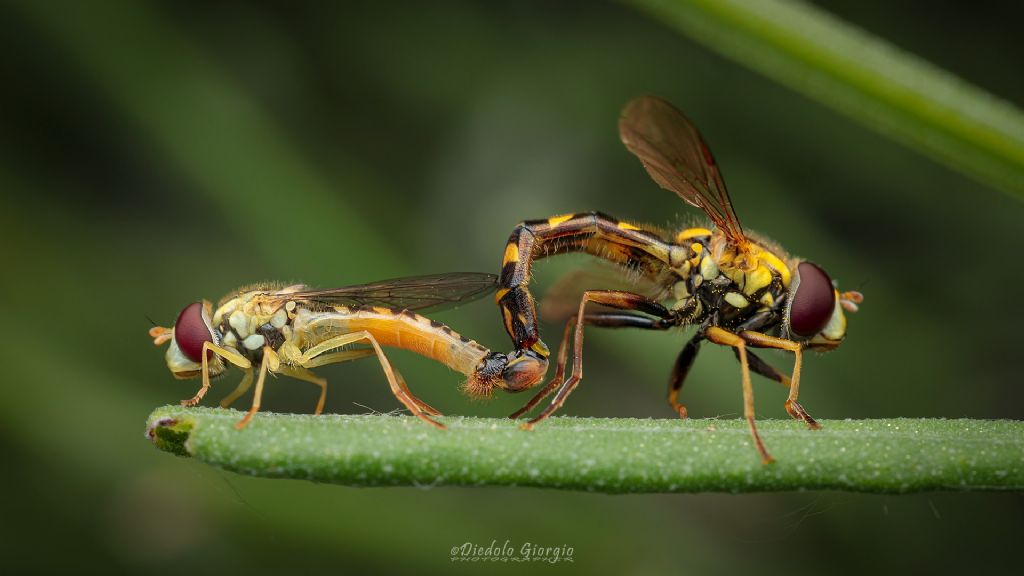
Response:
628,0,1024,199
147,406,1024,494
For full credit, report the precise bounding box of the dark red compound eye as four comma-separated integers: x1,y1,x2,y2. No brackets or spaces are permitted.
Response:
789,262,836,338
174,302,214,363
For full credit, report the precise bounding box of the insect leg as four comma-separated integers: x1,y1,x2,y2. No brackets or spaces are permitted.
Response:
218,367,254,409
509,310,675,420
296,331,445,429
300,349,376,369
291,349,439,416
182,341,252,407
495,212,675,391
523,290,674,428
276,349,371,415
301,345,440,416
668,335,702,419
733,349,792,388
223,348,353,411
275,365,329,415
738,330,819,430
508,319,574,420
392,367,442,416
704,326,774,464
235,347,273,430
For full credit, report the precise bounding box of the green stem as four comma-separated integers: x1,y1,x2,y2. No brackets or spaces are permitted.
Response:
147,406,1024,494
628,0,1024,199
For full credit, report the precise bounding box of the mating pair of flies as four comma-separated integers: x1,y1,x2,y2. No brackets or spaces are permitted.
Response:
150,96,863,463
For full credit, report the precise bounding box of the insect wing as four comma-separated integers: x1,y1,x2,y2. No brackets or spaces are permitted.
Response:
618,95,747,246
284,272,499,313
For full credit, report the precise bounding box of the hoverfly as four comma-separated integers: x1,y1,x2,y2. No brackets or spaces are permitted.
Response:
148,273,517,429
481,95,864,463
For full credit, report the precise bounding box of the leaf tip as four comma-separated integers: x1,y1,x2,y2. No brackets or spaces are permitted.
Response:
146,412,194,457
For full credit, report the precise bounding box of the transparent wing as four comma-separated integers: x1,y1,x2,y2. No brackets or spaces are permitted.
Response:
618,95,748,247
283,272,499,313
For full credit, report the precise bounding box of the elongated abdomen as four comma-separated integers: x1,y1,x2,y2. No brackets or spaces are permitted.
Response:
296,307,490,377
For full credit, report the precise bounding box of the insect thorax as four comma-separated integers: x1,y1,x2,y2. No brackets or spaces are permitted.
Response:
670,227,792,332
213,291,294,362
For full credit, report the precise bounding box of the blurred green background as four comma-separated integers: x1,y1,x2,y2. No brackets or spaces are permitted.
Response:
1,0,1021,573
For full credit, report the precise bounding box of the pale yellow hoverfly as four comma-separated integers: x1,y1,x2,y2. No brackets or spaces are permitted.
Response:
149,273,515,429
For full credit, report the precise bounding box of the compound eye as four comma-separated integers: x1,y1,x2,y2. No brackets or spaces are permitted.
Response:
174,302,214,362
790,262,836,338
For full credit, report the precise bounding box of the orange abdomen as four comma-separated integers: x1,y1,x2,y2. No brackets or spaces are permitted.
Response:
302,307,490,376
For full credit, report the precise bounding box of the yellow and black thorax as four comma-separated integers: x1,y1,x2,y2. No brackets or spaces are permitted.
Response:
668,227,793,334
